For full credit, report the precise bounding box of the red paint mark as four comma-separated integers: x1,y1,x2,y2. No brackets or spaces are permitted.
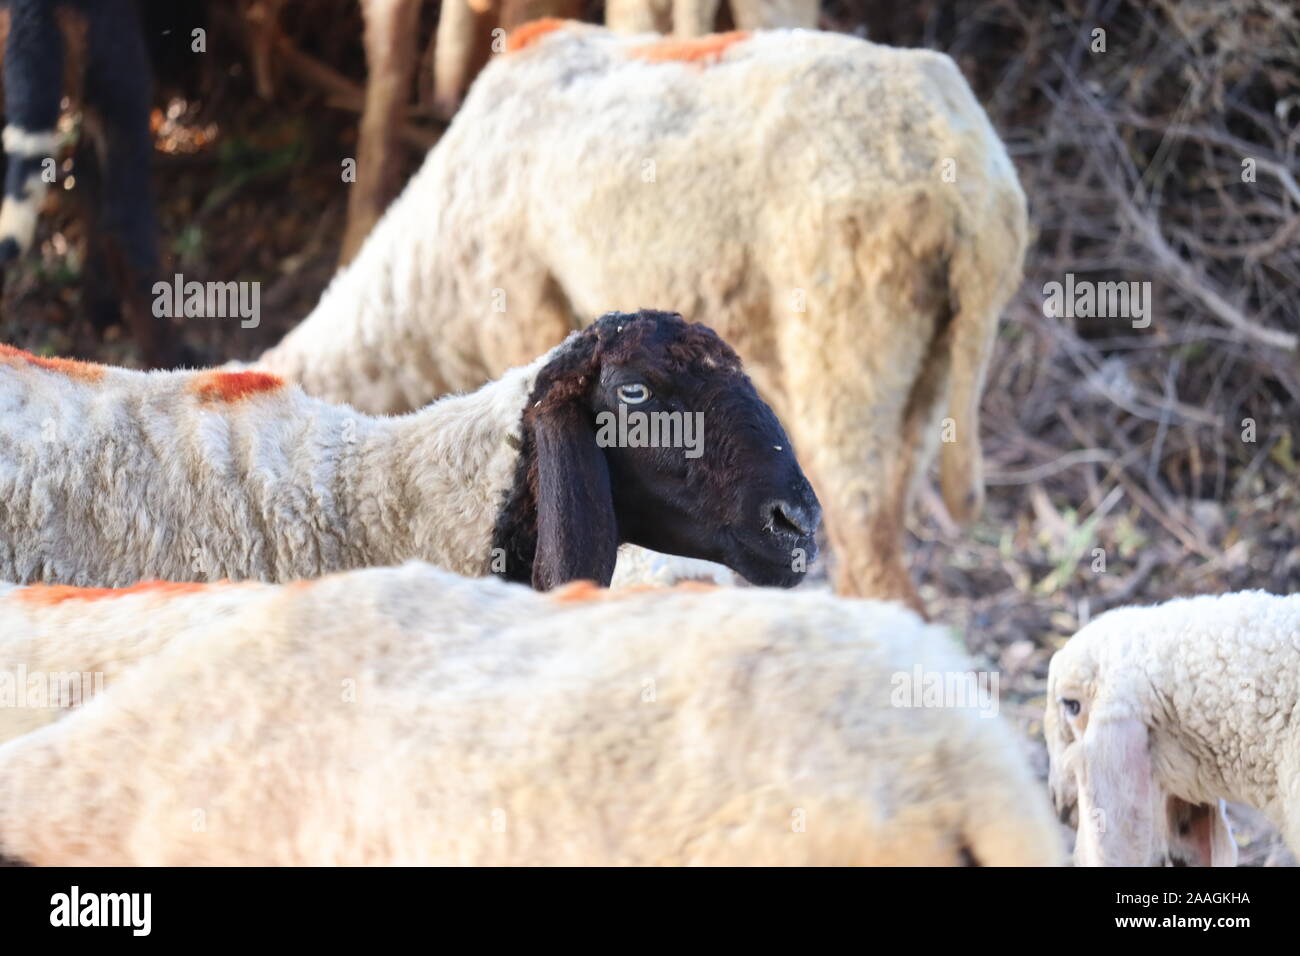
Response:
549,580,603,603
16,579,233,607
548,579,716,604
505,18,568,53
0,343,107,383
191,369,284,403
630,31,749,66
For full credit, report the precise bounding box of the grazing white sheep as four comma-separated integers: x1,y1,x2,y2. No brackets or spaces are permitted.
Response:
1045,590,1300,867
258,23,1028,611
0,310,820,591
0,563,1060,866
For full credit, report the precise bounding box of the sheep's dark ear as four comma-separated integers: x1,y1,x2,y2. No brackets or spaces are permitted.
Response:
531,403,619,590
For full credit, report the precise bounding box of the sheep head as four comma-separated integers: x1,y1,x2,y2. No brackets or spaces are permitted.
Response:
493,309,820,590
1046,618,1237,867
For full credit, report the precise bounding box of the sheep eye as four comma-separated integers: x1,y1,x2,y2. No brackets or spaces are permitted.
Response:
617,383,651,404
1061,698,1081,718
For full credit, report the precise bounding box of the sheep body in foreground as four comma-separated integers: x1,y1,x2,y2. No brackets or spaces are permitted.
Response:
259,24,1028,608
0,310,820,590
0,564,1059,866
1046,590,1300,866
0,579,255,742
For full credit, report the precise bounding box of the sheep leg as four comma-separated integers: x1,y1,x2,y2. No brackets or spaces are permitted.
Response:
794,419,929,612
432,0,475,120
0,0,62,265
769,203,960,611
340,0,422,267
605,0,674,34
671,0,720,36
500,0,582,30
80,0,178,368
771,338,931,611
727,0,818,30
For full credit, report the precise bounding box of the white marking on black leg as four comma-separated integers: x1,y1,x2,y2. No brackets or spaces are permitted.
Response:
0,170,50,260
2,124,59,157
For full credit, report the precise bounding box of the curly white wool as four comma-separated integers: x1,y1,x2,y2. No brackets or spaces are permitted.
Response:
1046,590,1300,866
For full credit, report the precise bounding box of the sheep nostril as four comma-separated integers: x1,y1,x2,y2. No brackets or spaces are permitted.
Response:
763,499,814,539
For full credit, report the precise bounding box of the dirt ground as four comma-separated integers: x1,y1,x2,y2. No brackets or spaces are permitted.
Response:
0,0,1296,864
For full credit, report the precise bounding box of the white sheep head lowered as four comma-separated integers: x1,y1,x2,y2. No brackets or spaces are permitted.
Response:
1045,619,1238,867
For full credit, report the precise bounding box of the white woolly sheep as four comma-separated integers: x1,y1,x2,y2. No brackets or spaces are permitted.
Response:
257,23,1029,611
1045,590,1300,867
0,310,819,590
0,563,1060,866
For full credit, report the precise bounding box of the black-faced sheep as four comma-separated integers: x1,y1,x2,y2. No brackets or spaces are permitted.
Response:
257,23,1029,612
0,310,819,589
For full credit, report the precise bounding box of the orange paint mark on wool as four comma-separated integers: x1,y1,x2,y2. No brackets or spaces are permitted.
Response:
548,579,717,604
630,31,749,66
549,580,604,603
16,579,230,607
0,343,107,383
505,18,569,53
191,369,284,403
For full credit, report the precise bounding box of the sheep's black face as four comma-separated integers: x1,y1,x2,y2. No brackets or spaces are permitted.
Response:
493,309,820,590
587,311,820,587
